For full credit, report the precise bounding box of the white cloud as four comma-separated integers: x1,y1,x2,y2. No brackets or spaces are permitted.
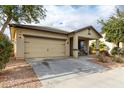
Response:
40,5,116,32
97,5,116,18
6,5,114,32
5,5,117,37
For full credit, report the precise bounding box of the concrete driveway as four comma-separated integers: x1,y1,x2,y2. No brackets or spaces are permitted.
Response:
27,56,108,87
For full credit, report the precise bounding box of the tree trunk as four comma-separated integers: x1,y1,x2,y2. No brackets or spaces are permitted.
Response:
117,42,120,48
0,17,11,34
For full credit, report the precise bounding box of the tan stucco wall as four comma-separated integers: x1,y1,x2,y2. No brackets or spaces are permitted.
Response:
120,42,124,48
76,29,101,39
13,29,17,57
13,27,69,59
17,28,67,40
65,37,70,56
68,32,75,38
15,29,25,59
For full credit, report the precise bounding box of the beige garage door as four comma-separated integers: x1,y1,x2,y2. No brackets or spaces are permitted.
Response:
24,36,66,58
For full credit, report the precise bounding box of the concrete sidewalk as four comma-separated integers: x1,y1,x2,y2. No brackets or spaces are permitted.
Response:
54,67,124,88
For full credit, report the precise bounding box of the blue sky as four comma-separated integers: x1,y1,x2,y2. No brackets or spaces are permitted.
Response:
4,5,124,37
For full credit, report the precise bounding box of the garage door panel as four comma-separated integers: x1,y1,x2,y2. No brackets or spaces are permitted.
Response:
24,36,66,58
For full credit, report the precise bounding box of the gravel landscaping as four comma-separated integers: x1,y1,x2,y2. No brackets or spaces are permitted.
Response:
89,55,124,69
0,58,42,88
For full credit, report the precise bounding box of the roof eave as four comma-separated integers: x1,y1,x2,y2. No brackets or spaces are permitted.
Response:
70,26,102,38
9,24,68,35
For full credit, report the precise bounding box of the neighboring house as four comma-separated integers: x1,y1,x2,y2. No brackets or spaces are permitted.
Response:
9,24,102,59
100,33,124,53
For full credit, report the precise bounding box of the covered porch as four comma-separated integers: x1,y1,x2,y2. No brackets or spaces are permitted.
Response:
69,26,102,58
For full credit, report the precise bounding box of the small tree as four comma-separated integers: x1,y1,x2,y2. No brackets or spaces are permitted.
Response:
0,33,12,71
0,5,46,70
0,5,46,33
98,8,124,48
90,41,108,52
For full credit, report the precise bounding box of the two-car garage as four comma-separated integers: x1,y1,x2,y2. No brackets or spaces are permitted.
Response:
10,24,69,59
24,36,66,58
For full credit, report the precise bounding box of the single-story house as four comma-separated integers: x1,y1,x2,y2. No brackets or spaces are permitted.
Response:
9,24,102,59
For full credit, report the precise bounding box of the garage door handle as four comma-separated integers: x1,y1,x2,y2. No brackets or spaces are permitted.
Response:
47,49,49,51
24,52,29,54
24,41,30,43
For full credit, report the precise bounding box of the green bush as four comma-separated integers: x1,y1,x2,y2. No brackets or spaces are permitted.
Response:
111,47,124,56
120,48,124,56
0,33,12,71
90,41,109,54
111,47,120,55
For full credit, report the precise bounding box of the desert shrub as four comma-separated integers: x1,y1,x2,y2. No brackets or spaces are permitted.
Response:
0,33,12,71
119,48,124,56
112,56,124,63
100,50,110,56
111,47,120,56
111,47,124,56
97,54,108,63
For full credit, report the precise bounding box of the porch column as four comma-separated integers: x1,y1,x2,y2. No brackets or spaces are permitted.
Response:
65,38,70,57
96,39,99,56
73,34,78,58
87,40,89,55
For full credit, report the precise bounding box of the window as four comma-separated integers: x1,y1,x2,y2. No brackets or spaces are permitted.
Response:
88,28,91,35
